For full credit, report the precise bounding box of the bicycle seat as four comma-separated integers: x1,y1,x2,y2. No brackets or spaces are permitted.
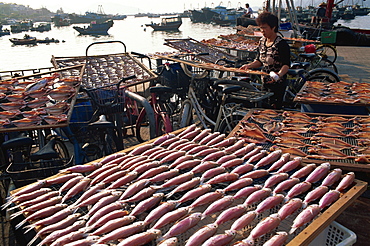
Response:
215,83,243,94
291,62,311,70
1,136,34,150
287,69,305,76
88,115,116,129
299,53,316,60
30,138,59,161
150,86,173,94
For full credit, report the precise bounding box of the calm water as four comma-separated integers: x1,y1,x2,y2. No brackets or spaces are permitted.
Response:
0,16,235,72
1,15,369,72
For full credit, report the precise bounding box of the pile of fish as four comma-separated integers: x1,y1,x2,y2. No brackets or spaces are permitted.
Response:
5,125,356,246
201,36,258,51
295,80,370,105
54,54,155,89
0,73,81,128
234,109,370,164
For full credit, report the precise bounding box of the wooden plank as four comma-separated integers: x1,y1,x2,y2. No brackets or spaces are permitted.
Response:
287,179,367,246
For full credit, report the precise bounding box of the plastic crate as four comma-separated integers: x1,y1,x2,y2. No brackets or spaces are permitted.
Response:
309,221,356,246
321,31,337,44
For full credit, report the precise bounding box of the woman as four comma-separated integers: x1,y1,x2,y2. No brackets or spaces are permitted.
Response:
241,12,290,109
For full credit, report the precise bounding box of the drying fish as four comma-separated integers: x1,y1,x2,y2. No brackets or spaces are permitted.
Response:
89,216,134,236
49,230,89,246
303,186,329,208
169,155,194,168
61,177,91,203
130,193,164,216
149,169,179,183
263,120,284,133
214,204,247,225
122,187,156,203
240,169,269,179
202,150,226,162
315,127,347,137
86,192,122,218
263,231,289,246
118,229,161,246
335,172,355,191
2,187,51,209
0,110,22,119
12,117,41,127
86,201,127,228
189,189,225,209
130,143,153,155
274,137,309,148
158,237,178,246
192,128,212,143
199,132,221,145
319,116,350,123
277,147,307,157
230,211,257,231
144,201,178,224
160,212,202,240
319,190,341,210
206,172,239,185
7,190,58,212
168,139,189,149
180,127,202,140
256,109,280,117
10,196,62,220
223,178,253,192
272,131,307,139
202,195,235,219
135,165,169,180
230,163,254,175
242,146,263,161
244,188,272,206
255,194,285,214
283,117,312,124
96,221,146,244
246,150,268,164
267,153,291,172
194,148,220,157
282,111,312,120
236,128,272,144
205,133,226,146
305,162,331,183
264,173,289,188
153,172,194,189
278,198,303,220
217,138,241,151
159,136,180,147
243,213,281,245
290,164,316,179
202,230,237,246
289,204,321,234
184,223,218,246
152,207,190,229
186,145,210,155
285,181,312,202
165,177,200,199
233,143,257,157
133,162,161,175
191,162,218,174
159,151,186,164
177,184,212,204
234,185,263,200
273,178,300,195
275,157,302,173
200,167,226,183
254,150,282,169
250,114,273,124
321,168,342,187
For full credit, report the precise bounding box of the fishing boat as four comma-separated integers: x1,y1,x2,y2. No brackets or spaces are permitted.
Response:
9,35,37,45
146,16,182,31
73,19,114,35
30,22,52,32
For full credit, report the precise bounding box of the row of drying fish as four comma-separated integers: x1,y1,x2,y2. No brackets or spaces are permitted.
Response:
55,54,153,89
200,38,258,51
0,74,80,128
296,80,370,104
5,125,356,246
234,109,370,162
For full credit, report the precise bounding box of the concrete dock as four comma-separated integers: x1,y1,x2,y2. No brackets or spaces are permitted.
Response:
335,46,370,82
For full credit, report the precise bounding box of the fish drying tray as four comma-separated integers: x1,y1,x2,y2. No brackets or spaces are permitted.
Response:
0,65,85,132
164,38,238,64
9,127,367,246
229,109,370,172
51,52,157,96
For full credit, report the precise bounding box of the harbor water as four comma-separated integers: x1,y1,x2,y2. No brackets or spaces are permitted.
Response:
0,16,236,72
1,15,370,72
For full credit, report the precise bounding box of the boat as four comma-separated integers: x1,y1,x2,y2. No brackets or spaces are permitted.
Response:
10,20,33,33
9,35,37,45
146,17,182,31
30,22,52,32
0,25,10,36
73,19,114,35
36,37,61,44
51,15,71,26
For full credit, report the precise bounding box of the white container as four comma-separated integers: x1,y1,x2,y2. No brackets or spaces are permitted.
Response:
309,221,357,246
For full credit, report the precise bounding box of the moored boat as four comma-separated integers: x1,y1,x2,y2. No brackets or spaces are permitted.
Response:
73,19,114,35
146,16,182,31
9,35,37,45
30,22,51,32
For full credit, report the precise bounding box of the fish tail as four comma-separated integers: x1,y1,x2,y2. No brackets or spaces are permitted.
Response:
165,191,174,199
289,227,297,234
302,202,308,209
1,199,14,210
15,219,27,230
9,210,23,220
27,234,39,246
23,224,35,234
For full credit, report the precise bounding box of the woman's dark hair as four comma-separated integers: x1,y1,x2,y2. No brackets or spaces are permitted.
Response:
256,11,279,32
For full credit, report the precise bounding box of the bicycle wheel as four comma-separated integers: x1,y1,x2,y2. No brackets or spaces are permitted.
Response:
218,114,244,135
316,44,337,63
179,99,193,128
306,68,341,83
135,108,150,143
315,57,338,74
103,129,120,156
